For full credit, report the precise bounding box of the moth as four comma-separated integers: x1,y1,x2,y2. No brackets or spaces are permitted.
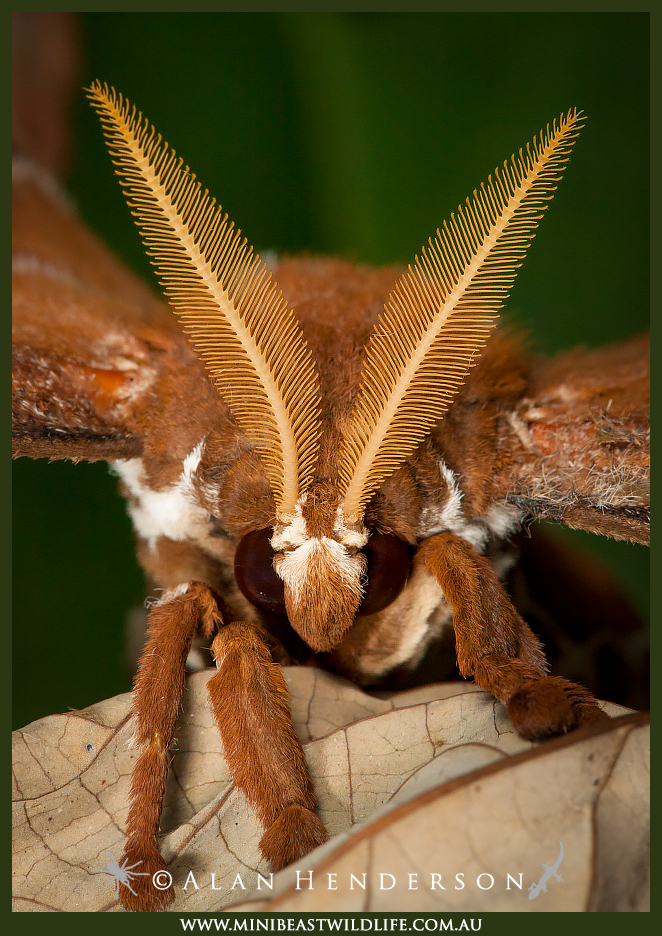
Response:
12,74,649,913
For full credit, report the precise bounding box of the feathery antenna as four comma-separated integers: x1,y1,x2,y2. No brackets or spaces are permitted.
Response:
338,110,584,522
87,82,320,518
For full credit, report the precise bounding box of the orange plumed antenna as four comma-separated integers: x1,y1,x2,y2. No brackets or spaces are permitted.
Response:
337,110,585,523
87,81,321,519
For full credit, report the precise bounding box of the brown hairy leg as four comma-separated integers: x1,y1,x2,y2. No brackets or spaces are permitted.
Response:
207,621,328,870
419,533,609,739
121,582,221,912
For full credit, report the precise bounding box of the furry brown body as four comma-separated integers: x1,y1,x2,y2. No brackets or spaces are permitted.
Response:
13,170,649,909
12,15,649,912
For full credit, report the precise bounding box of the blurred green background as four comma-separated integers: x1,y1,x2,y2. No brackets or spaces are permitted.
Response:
13,12,649,729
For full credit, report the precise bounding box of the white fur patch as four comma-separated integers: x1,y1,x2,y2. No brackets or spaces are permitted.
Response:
418,460,523,552
112,456,201,549
182,441,204,478
270,503,308,551
334,508,369,549
111,439,230,561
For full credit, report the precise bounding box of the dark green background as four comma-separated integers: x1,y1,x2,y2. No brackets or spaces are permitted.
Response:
13,12,649,729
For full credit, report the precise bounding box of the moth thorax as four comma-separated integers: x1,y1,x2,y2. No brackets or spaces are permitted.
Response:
273,537,366,652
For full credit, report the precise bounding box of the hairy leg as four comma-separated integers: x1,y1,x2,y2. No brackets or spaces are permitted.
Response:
207,621,328,871
419,532,608,739
121,582,221,912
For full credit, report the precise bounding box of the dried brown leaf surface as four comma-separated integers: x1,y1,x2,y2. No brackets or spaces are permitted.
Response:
13,669,648,912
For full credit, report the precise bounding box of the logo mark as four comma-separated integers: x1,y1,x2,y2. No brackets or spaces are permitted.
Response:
153,869,173,890
528,842,564,900
97,850,150,899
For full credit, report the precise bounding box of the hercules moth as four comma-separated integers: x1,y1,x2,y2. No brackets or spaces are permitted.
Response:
11,81,649,912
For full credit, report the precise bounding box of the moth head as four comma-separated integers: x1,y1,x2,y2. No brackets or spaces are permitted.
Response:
231,482,410,651
88,84,584,651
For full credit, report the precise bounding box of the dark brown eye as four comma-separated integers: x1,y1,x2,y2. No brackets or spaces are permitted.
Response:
234,528,286,615
357,531,410,617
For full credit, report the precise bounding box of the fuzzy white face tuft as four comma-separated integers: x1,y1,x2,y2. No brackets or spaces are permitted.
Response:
271,501,369,552
273,536,366,607
270,504,368,652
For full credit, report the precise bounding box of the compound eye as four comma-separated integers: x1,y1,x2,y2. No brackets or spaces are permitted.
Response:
357,531,410,617
234,528,286,615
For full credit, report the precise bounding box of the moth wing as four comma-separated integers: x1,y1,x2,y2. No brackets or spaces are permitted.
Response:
12,162,195,462
13,13,199,463
498,333,649,545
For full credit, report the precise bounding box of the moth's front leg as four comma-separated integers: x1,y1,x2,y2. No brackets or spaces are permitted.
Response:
419,532,609,739
207,622,328,870
121,582,221,912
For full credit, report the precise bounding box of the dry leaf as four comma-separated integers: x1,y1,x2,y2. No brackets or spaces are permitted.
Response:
12,668,647,912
